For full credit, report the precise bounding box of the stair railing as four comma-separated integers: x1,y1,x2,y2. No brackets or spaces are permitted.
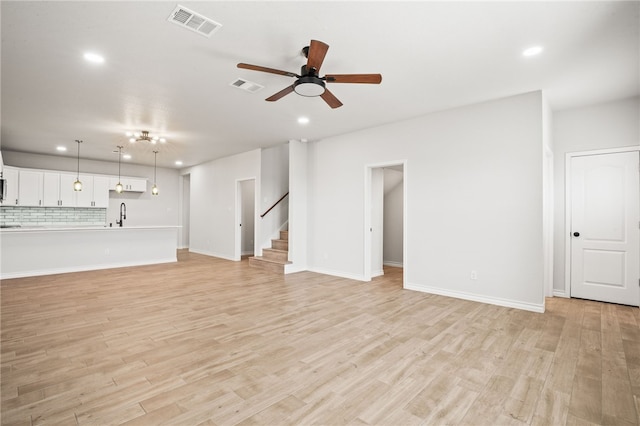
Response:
260,192,289,218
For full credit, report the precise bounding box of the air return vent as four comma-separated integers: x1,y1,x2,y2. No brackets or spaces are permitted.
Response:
168,5,222,38
230,78,264,93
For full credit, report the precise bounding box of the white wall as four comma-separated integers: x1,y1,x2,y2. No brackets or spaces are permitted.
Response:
552,96,640,295
383,169,403,266
1,150,181,227
186,149,261,260
287,140,309,272
307,91,545,311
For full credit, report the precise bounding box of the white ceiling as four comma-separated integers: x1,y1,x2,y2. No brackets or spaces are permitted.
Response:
1,1,638,169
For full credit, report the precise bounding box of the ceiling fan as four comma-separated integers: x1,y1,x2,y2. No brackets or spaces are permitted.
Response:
237,40,382,109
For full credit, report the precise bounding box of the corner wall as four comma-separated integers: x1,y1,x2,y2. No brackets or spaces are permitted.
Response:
307,91,545,311
187,149,261,260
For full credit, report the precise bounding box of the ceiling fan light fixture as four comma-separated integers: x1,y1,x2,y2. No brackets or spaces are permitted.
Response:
294,76,326,97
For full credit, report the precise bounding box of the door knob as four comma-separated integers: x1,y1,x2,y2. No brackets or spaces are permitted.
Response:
573,232,580,237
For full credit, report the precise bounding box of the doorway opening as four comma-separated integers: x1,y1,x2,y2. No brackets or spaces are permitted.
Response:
235,178,257,261
364,161,406,287
180,174,190,249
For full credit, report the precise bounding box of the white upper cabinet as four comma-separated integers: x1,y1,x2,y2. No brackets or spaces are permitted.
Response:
92,176,110,207
43,172,61,207
18,170,43,206
2,167,19,205
109,177,147,192
59,174,78,207
8,169,113,208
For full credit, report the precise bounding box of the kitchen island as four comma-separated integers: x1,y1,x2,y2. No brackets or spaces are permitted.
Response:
0,225,180,279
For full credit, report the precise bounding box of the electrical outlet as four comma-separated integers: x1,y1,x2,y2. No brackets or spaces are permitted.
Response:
470,270,478,280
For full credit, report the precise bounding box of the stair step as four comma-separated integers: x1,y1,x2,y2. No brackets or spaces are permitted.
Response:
263,248,288,262
271,239,288,251
280,230,288,241
248,256,291,273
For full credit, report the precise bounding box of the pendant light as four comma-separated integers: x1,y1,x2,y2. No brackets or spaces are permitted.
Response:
151,150,159,195
73,140,83,191
115,145,124,193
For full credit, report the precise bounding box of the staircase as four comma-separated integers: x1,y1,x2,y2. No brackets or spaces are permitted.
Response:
248,230,290,273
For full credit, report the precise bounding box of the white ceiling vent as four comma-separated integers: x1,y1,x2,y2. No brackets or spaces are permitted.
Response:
168,5,222,38
230,78,264,93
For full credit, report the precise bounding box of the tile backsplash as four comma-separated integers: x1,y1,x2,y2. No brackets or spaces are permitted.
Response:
0,206,107,227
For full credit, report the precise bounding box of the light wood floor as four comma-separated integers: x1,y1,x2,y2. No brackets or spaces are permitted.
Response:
2,250,639,425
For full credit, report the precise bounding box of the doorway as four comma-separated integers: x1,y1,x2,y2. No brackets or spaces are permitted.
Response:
566,149,640,306
364,161,406,286
180,174,190,249
235,178,256,261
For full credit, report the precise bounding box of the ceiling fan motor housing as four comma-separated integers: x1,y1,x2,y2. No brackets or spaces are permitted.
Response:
294,76,326,97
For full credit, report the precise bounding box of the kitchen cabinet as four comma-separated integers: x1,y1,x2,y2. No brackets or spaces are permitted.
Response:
18,170,43,206
76,175,110,207
109,177,147,192
58,174,77,206
44,173,84,207
75,175,94,207
2,167,19,205
43,172,61,206
92,176,110,207
36,172,109,208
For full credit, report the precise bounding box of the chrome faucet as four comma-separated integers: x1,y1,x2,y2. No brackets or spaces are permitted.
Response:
116,202,126,227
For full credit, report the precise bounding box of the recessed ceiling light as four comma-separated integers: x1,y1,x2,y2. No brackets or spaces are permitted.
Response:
298,117,310,125
175,161,183,166
522,46,543,57
56,146,67,152
123,154,132,160
83,52,105,64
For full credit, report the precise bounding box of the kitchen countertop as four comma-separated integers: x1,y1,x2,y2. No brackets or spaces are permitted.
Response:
0,225,181,232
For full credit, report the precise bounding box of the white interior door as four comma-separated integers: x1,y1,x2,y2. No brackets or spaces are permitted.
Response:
570,151,640,306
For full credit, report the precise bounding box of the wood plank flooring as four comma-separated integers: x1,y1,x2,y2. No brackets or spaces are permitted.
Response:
1,250,639,425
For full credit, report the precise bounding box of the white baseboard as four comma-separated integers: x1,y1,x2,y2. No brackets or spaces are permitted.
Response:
188,248,237,261
371,269,384,278
383,261,403,268
307,267,367,282
0,258,177,280
284,263,307,274
553,290,569,298
405,282,545,313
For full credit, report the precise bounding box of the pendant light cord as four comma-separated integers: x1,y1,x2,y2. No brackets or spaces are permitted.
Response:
75,140,82,179
153,150,158,184
117,145,123,180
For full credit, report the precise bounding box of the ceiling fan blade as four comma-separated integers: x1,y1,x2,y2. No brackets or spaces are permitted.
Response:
325,74,382,84
266,85,295,102
237,63,298,78
306,40,329,73
320,89,343,109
